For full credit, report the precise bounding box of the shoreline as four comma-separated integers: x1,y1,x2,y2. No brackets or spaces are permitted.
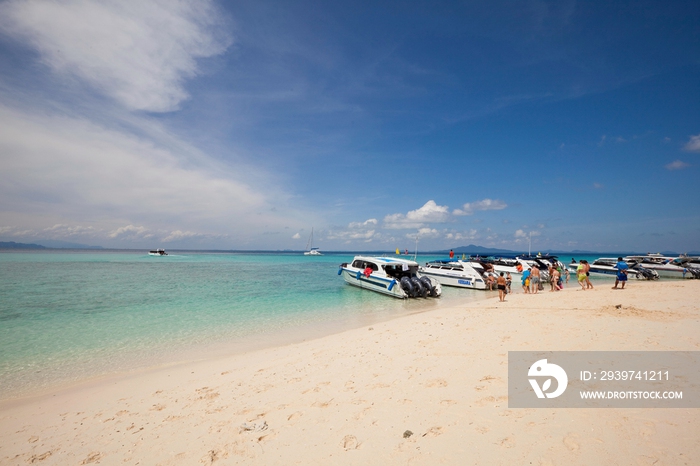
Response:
1,280,698,464
0,286,489,403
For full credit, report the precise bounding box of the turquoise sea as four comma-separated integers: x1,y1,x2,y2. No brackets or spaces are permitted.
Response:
0,250,604,399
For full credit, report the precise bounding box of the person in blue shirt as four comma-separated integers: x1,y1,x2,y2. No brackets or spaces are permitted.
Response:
521,267,531,294
612,257,629,289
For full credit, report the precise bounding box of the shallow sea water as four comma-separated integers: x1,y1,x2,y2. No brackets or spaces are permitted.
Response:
1,250,498,398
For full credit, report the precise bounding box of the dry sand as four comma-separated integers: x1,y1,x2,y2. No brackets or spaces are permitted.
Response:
1,280,698,465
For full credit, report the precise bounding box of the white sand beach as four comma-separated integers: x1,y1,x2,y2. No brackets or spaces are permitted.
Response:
1,280,698,465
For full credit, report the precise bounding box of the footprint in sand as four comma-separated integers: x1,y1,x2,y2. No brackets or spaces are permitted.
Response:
287,411,303,422
80,451,102,464
426,379,448,388
563,433,580,452
29,451,53,462
423,426,444,437
497,437,515,448
342,435,359,450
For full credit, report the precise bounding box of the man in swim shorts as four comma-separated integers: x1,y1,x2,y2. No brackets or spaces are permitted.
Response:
612,257,629,289
530,266,541,294
497,272,507,302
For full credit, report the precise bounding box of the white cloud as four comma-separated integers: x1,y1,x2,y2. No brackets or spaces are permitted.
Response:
44,224,100,238
446,229,478,241
384,201,450,229
0,0,232,112
453,199,507,216
326,229,376,242
0,105,308,247
348,218,377,228
109,225,152,240
665,160,690,171
683,134,700,152
415,228,440,238
292,233,301,239
515,229,540,239
162,230,201,242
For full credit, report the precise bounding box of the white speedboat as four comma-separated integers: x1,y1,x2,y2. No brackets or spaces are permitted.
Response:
624,254,700,279
419,260,487,289
568,258,659,280
338,256,442,299
148,249,167,256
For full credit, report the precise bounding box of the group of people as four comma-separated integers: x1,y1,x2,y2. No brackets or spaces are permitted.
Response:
518,263,568,295
492,257,630,301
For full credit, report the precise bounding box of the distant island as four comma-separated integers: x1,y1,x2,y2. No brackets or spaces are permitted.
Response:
0,241,46,249
0,241,103,250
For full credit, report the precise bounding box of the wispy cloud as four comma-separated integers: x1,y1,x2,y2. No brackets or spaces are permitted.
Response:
0,0,232,112
0,105,308,246
108,225,152,240
684,134,700,152
665,160,690,171
453,199,507,216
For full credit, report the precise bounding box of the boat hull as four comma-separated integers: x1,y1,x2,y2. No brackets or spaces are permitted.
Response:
418,269,487,290
338,256,442,299
339,268,407,298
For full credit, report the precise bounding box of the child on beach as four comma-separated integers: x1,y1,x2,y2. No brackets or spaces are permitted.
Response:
522,268,531,294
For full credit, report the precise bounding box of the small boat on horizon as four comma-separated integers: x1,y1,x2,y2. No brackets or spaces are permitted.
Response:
304,228,322,256
338,256,442,299
148,249,168,256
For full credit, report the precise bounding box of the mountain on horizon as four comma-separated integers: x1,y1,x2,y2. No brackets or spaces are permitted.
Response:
0,240,103,249
0,241,46,249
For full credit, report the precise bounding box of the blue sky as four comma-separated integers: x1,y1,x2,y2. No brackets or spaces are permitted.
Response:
0,0,698,252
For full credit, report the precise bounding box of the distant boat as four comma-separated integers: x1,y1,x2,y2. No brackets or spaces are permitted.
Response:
148,249,167,256
303,228,322,256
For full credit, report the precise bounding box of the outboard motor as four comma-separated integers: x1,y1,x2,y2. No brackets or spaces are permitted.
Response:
635,266,658,280
411,277,427,298
419,276,437,297
400,276,415,297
